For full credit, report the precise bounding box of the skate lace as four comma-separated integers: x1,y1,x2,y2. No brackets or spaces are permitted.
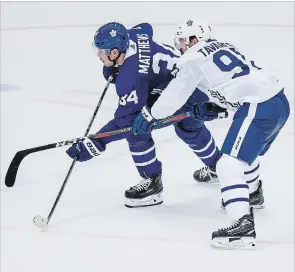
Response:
200,166,211,179
220,220,240,231
132,179,152,192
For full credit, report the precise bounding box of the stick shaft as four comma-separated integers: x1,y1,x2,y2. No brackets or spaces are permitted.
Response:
46,77,113,224
5,110,190,188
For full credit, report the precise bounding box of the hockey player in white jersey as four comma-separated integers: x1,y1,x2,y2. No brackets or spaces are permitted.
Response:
132,19,290,249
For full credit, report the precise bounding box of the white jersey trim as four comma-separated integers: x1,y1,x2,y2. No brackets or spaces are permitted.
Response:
130,145,155,156
192,136,213,153
135,157,157,166
197,146,217,159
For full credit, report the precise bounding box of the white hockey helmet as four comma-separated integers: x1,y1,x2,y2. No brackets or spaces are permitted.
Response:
174,19,212,52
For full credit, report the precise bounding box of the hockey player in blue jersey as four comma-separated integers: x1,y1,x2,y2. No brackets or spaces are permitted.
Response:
102,23,221,185
132,19,290,249
66,22,221,208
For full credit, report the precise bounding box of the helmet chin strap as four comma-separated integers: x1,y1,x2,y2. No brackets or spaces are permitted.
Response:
108,49,122,66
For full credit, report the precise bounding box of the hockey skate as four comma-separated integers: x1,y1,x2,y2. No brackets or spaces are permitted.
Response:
222,180,265,209
125,173,163,208
193,165,218,183
211,208,256,249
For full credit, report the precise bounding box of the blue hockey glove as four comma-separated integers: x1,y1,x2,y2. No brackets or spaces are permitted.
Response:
66,138,106,162
192,102,228,121
132,106,155,135
103,66,120,84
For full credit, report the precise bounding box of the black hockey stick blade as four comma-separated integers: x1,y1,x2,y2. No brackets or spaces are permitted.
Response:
5,143,57,187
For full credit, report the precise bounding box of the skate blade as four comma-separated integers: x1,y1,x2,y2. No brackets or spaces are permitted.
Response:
250,203,265,209
211,236,256,250
125,193,163,208
195,178,219,184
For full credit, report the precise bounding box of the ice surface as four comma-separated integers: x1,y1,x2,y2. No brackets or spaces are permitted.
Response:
1,5,294,272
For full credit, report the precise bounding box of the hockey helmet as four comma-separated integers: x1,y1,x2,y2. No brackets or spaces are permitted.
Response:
93,22,129,55
174,19,212,50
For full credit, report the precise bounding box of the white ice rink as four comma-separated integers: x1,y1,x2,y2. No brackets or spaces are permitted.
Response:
1,2,294,272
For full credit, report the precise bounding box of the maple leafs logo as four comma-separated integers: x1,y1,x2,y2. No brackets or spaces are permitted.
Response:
186,20,193,26
110,30,117,37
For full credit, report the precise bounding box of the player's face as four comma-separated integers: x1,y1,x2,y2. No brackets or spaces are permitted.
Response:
96,49,113,66
175,37,188,54
188,37,198,48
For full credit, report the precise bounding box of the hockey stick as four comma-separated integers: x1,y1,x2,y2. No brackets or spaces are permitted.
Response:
29,76,112,228
5,111,191,188
32,111,191,228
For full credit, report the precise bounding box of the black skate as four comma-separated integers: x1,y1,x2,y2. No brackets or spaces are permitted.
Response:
212,208,256,249
193,165,218,183
222,180,264,209
125,173,163,208
248,180,264,209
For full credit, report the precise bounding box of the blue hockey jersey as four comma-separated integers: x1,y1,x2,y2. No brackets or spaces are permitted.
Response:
98,23,179,145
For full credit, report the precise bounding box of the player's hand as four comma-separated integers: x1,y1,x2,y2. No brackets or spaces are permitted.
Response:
192,102,228,121
103,66,120,83
66,138,106,162
132,106,155,135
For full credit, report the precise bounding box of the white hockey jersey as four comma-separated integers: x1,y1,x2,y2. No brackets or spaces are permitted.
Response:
151,39,283,119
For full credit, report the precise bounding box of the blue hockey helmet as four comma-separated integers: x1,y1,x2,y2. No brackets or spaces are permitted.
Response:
93,22,129,54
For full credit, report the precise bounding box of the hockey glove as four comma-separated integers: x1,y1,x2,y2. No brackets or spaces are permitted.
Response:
132,106,155,135
66,138,106,162
192,102,228,121
103,65,120,84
